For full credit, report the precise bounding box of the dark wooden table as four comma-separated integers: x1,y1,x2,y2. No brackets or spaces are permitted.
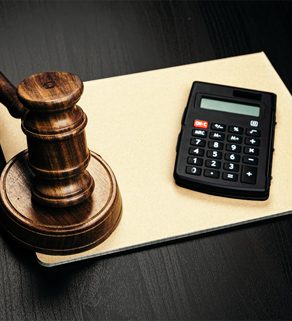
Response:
1,1,292,320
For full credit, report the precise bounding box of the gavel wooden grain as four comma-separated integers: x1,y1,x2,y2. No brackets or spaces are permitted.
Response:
0,71,122,254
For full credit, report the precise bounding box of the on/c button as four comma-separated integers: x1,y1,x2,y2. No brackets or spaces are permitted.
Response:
194,119,208,129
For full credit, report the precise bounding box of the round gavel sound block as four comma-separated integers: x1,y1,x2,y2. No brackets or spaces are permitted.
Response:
0,72,122,254
0,150,122,254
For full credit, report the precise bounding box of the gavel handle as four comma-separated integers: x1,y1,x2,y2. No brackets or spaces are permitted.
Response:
0,72,26,119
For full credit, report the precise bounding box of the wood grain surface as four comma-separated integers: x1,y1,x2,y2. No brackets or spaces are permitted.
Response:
0,1,292,320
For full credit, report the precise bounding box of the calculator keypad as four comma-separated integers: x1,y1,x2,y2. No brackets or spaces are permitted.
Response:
186,122,261,184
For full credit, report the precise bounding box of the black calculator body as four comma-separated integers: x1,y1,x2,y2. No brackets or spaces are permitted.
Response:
174,81,276,200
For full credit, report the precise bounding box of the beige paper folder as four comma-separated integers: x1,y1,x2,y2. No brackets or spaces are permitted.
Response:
0,52,292,267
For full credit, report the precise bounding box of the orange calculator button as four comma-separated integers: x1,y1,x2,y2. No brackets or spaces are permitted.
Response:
194,119,208,129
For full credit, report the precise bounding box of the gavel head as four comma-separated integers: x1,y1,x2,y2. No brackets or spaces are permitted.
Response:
17,71,94,207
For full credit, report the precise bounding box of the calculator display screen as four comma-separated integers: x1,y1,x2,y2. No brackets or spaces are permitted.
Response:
200,98,260,117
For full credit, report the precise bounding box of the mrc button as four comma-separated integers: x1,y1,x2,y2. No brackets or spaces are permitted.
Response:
192,129,207,138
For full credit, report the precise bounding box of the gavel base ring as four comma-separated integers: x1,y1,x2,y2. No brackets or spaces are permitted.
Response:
0,150,122,255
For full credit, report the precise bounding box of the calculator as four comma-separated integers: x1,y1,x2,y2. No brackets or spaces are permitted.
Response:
174,81,276,200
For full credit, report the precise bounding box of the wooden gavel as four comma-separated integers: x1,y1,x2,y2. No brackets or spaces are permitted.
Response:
0,71,94,207
0,71,122,254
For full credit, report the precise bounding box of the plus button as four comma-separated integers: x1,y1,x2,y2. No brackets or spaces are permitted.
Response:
241,166,257,184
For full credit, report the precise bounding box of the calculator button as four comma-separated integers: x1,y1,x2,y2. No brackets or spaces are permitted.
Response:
205,159,221,169
211,123,226,131
228,126,243,134
194,119,208,129
225,153,240,162
246,128,261,137
190,138,206,147
192,129,207,138
222,172,238,181
208,141,223,150
250,120,259,127
186,166,202,175
204,169,220,178
189,147,204,156
227,135,242,144
223,162,239,172
245,137,260,146
187,157,203,166
209,132,225,140
207,150,222,159
242,156,258,165
241,166,257,184
226,144,241,153
244,147,259,156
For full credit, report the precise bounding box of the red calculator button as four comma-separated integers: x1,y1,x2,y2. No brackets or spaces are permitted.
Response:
194,119,208,129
